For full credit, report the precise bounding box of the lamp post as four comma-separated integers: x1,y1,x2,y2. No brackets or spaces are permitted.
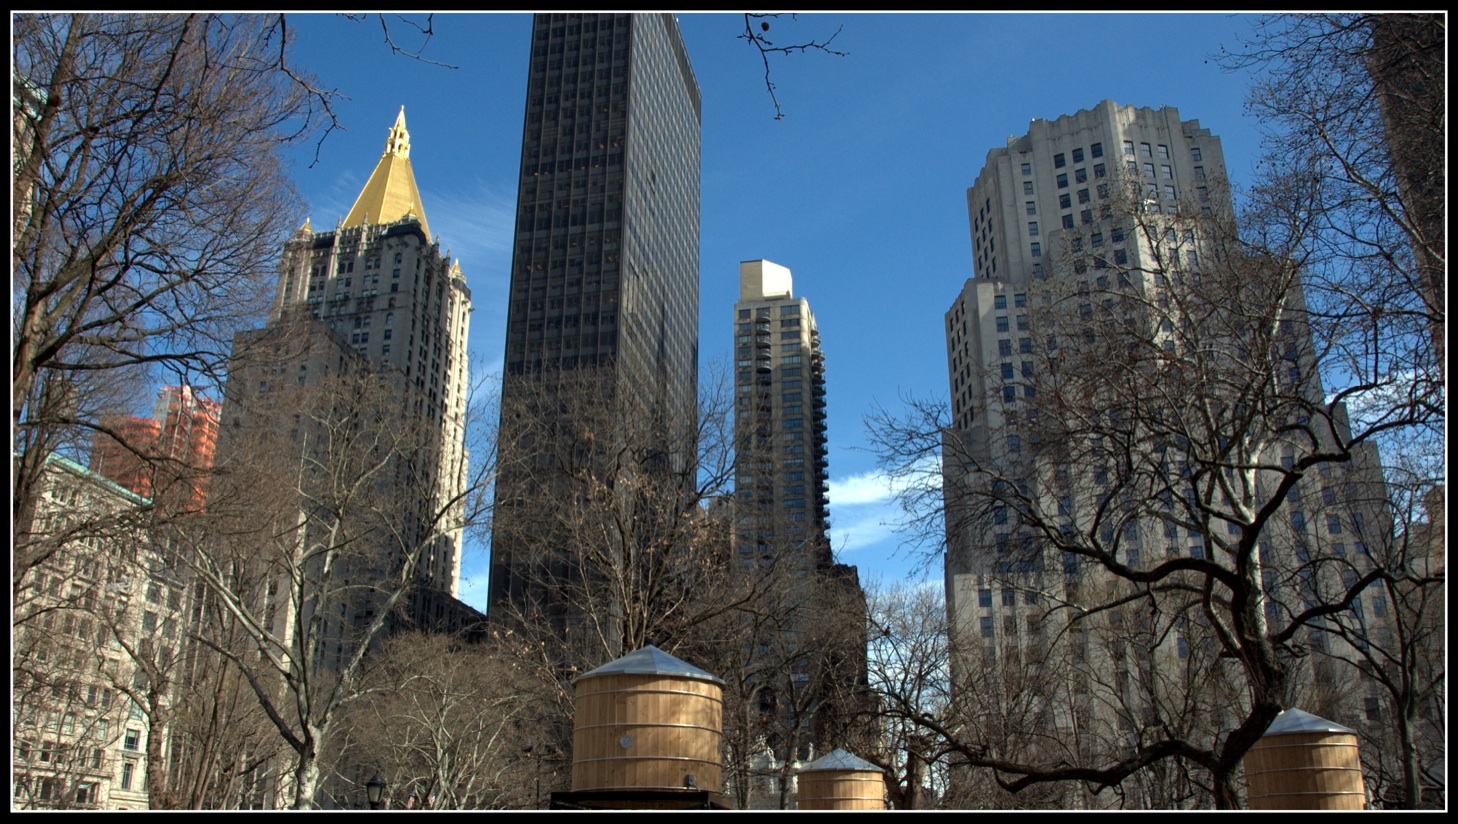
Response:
366,771,386,810
523,742,540,808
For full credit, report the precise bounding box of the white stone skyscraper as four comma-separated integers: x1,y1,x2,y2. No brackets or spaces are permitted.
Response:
940,101,1393,806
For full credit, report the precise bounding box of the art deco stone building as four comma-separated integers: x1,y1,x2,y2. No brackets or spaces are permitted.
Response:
487,13,702,639
941,101,1394,806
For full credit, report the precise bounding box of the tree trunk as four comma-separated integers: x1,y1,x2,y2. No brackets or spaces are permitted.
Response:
1211,768,1240,810
1398,702,1421,809
292,741,319,810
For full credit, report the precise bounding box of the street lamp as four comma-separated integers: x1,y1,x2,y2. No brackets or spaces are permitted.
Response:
523,742,541,808
366,771,386,810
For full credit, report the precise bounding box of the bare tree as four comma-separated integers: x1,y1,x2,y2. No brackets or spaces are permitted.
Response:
1221,13,1445,370
489,366,740,668
336,632,540,809
738,14,848,121
861,582,949,810
11,13,326,594
158,323,496,809
1299,450,1445,808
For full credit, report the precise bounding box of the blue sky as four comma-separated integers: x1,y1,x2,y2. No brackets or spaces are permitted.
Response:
276,12,1270,613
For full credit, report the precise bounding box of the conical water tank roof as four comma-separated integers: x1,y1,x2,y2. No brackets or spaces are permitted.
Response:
574,644,725,686
799,748,884,773
1262,708,1357,737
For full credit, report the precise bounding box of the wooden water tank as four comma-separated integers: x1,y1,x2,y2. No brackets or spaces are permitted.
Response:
1244,708,1366,810
797,748,885,810
571,645,725,795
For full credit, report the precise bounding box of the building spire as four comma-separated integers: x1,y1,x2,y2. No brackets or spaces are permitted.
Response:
341,106,429,238
385,105,410,159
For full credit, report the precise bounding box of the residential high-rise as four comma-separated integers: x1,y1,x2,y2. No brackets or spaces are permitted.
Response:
731,260,870,798
487,13,702,638
90,385,221,511
733,260,831,567
940,101,1393,806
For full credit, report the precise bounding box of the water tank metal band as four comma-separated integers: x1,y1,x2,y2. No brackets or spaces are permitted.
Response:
577,721,720,732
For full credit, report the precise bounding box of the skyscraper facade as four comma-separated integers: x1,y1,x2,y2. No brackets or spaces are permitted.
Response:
488,13,702,634
733,260,831,567
940,101,1393,805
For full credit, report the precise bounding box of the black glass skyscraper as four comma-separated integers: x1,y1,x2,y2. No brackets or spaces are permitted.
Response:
488,14,702,636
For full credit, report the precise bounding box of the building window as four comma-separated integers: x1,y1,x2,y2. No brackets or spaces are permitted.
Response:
121,761,135,790
1056,173,1068,189
1021,162,1032,176
1030,242,1041,258
1023,180,1034,195
1327,515,1343,534
1191,147,1203,161
994,294,1007,310
1093,163,1106,179
1072,147,1085,163
1161,164,1173,179
979,588,992,607
1140,142,1152,157
1025,201,1037,215
998,339,1012,356
1075,167,1087,183
1028,221,1039,236
1014,292,1027,308
1144,162,1156,177
124,729,140,751
1194,165,1206,180
1078,188,1090,204
1123,140,1135,156
1290,511,1306,532
1364,697,1381,723
1091,142,1103,158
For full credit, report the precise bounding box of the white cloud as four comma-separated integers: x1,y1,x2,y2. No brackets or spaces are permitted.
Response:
425,183,515,272
827,468,899,507
827,456,941,508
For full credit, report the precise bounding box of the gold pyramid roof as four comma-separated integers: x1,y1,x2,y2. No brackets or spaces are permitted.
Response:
342,106,430,238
